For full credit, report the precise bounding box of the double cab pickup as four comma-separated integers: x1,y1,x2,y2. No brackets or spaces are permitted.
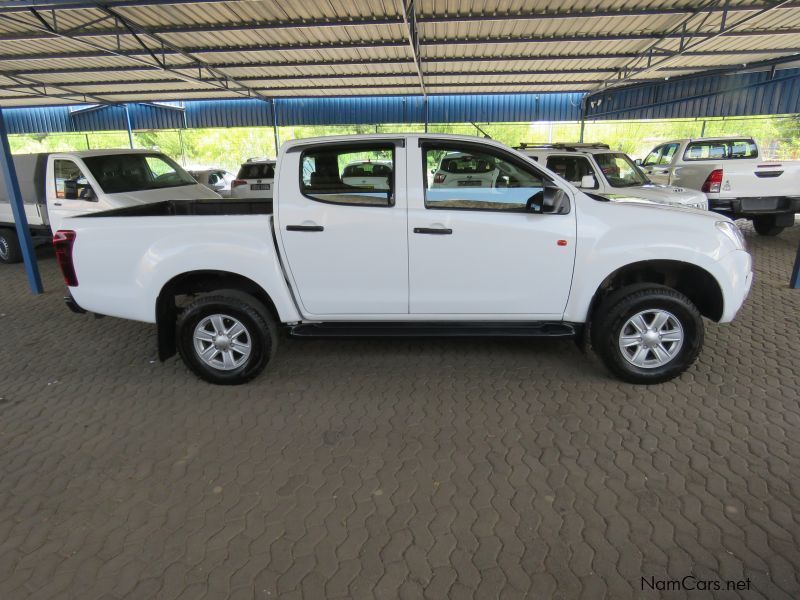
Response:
56,135,753,385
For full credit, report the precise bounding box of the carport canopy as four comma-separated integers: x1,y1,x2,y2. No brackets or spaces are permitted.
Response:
2,0,800,295
0,0,800,106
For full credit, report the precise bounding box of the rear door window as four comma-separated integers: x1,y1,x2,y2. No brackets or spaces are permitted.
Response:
300,145,394,206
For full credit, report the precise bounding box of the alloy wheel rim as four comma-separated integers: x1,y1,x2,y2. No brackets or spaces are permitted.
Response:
0,238,8,260
193,314,252,370
618,309,684,369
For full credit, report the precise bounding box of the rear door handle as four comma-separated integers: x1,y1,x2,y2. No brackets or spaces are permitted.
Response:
286,225,324,232
414,227,452,235
53,202,62,206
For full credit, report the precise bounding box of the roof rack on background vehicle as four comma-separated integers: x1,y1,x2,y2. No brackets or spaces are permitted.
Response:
517,143,611,150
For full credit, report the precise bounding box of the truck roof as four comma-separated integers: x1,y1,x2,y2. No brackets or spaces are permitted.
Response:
657,136,756,145
279,133,532,155
12,148,174,160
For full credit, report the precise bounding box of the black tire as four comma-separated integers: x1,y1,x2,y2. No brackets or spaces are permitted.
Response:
176,290,277,385
591,284,704,384
752,216,784,236
0,228,22,264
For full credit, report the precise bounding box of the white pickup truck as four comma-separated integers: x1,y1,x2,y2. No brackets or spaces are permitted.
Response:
640,137,800,235
56,134,752,385
0,149,220,263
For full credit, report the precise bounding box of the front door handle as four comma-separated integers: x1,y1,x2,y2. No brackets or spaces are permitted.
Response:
414,227,452,235
53,202,62,206
286,225,324,232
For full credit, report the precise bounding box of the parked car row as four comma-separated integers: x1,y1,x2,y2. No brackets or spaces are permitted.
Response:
638,137,800,236
2,135,797,266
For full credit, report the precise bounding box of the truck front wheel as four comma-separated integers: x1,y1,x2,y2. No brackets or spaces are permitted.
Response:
752,216,784,236
176,291,277,385
591,285,704,384
0,229,22,264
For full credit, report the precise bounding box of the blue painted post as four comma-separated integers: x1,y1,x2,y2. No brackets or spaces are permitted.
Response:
272,99,280,156
791,241,800,289
124,103,134,149
0,107,44,294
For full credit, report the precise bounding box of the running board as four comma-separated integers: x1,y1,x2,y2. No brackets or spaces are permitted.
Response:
289,321,578,338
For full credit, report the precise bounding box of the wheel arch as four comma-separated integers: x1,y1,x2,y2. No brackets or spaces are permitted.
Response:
156,270,281,361
586,259,724,324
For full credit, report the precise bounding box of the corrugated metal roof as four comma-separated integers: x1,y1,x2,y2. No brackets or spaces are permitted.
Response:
585,67,800,120
1,0,799,107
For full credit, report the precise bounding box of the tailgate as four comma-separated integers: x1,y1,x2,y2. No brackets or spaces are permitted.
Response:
716,161,800,199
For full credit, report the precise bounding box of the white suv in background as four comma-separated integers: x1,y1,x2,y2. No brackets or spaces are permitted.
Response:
430,151,500,188
518,143,708,210
231,158,276,201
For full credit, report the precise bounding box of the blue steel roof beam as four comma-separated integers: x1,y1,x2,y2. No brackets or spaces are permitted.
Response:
2,1,800,18
0,8,269,102
2,27,800,64
93,4,271,102
599,0,797,89
3,45,800,67
0,22,800,44
0,68,637,90
0,68,111,104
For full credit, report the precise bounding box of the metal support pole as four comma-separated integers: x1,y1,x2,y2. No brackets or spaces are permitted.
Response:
424,97,429,133
124,103,134,149
791,241,800,289
271,100,280,156
579,96,587,142
179,129,186,166
0,107,43,294
700,120,707,136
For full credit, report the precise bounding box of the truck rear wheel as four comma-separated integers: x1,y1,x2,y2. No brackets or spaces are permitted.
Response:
591,285,704,384
176,291,277,385
752,216,784,236
0,229,22,264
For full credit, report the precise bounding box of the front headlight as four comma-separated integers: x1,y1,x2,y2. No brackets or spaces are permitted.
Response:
715,220,746,250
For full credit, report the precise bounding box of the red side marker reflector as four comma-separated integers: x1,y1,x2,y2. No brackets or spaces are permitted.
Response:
557,239,568,246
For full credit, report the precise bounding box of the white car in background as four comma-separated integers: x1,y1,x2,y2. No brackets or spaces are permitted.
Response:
518,143,708,210
341,160,393,190
430,151,500,188
231,158,276,201
188,168,236,198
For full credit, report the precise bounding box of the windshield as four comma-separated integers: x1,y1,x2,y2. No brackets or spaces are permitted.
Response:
593,153,648,187
83,153,196,194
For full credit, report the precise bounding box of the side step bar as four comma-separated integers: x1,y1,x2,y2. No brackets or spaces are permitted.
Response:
289,321,578,338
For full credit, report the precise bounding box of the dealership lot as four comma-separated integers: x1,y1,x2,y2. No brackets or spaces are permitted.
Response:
0,223,798,599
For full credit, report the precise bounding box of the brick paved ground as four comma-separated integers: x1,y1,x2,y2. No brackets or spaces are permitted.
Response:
0,221,798,600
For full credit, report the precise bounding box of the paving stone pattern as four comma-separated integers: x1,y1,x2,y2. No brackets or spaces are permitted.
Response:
0,222,798,599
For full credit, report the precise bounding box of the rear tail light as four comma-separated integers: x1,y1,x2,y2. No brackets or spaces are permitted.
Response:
433,173,446,184
231,179,247,188
53,230,78,287
701,169,723,193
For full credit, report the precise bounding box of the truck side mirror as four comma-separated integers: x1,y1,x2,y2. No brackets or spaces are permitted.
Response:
526,184,566,214
634,158,642,166
580,175,596,189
